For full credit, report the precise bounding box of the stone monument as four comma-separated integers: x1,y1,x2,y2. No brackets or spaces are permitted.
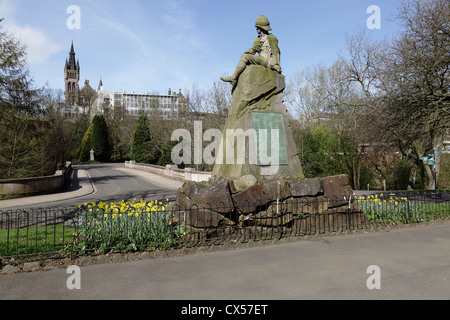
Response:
173,16,356,233
215,15,303,179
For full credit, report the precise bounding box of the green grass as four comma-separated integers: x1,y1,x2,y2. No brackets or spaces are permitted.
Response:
0,224,76,258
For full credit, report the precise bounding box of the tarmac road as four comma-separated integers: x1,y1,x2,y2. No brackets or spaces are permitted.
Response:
0,163,182,211
1,220,449,301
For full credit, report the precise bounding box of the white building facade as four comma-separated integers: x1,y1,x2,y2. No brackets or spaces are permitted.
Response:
93,82,188,119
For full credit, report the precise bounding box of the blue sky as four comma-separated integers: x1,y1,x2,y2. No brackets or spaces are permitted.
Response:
0,0,403,95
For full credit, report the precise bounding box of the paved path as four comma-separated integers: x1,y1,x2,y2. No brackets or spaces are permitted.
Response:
1,221,449,300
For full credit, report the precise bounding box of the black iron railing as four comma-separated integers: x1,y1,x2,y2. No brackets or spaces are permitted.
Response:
1,191,449,260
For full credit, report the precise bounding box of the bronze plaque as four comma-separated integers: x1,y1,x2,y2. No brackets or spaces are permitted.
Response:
251,112,288,166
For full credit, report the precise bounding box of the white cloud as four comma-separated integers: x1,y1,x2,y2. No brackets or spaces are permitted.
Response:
0,0,62,66
6,24,63,65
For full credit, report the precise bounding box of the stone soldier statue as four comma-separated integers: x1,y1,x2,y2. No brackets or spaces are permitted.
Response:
221,15,281,86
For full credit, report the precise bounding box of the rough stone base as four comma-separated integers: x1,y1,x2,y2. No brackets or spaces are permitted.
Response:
173,174,360,231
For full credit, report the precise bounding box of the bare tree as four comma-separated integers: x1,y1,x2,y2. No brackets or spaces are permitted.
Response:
286,58,371,188
374,0,450,189
285,70,324,130
204,79,230,129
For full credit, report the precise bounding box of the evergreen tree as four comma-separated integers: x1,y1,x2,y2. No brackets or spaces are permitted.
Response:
91,115,111,162
132,115,152,163
78,123,94,162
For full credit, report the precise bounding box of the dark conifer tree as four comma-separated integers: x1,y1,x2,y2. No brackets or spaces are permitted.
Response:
91,115,111,162
132,115,152,163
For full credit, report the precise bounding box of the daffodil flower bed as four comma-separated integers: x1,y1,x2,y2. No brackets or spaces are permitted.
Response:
357,194,450,223
65,198,185,253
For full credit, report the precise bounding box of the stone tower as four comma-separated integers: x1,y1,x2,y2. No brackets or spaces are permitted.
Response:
64,41,80,106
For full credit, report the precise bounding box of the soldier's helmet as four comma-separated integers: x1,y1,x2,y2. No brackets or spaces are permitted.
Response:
255,15,272,32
